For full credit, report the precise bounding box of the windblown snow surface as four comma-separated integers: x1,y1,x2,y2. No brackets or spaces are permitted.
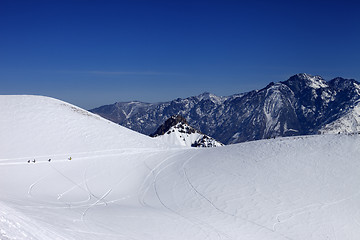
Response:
1,95,360,240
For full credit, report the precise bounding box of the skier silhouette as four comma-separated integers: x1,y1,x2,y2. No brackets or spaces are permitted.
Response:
48,159,51,162
32,159,36,163
27,160,30,163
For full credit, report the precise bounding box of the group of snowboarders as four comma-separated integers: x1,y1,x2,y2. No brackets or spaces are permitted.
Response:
27,157,72,163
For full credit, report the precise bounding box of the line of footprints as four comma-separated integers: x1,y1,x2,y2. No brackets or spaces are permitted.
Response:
27,157,72,163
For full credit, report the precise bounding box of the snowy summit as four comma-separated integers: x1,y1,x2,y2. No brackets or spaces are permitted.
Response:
150,115,223,147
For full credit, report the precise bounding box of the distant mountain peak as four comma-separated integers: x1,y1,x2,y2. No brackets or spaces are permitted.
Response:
284,73,328,90
292,73,324,81
295,73,319,79
198,91,212,99
329,77,359,90
196,92,225,103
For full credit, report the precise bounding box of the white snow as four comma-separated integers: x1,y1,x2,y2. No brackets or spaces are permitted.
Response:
1,95,360,240
263,85,283,136
197,92,226,104
155,123,223,147
320,101,360,134
297,73,328,89
0,95,167,160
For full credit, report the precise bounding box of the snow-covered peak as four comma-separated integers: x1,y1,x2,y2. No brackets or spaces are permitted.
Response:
150,115,188,137
320,100,360,134
329,77,360,91
197,92,225,104
151,115,223,147
287,73,328,89
114,100,153,109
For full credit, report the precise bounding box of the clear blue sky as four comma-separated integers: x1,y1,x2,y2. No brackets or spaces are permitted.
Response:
1,0,359,109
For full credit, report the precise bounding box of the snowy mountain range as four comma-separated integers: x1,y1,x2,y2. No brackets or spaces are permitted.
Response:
150,115,223,147
2,95,360,239
90,73,360,144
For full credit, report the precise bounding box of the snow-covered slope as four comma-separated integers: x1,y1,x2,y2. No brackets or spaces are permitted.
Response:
151,115,223,147
1,95,360,239
319,80,360,134
320,100,360,134
0,95,166,159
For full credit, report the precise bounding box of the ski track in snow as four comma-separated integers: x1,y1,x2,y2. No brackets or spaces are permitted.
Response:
82,161,107,206
150,151,226,240
27,152,140,210
135,149,232,240
2,136,360,239
137,150,212,239
5,135,357,239
5,137,355,240
182,152,294,240
137,151,182,207
80,157,148,221
179,152,231,240
27,164,92,207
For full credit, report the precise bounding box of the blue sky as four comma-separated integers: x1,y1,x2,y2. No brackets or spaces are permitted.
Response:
1,0,360,109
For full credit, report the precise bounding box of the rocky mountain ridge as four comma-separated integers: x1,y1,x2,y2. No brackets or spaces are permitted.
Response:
150,115,191,137
90,73,360,144
150,115,223,147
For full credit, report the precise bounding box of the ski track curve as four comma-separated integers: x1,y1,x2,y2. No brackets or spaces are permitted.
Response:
150,150,232,240
136,149,217,239
182,151,295,240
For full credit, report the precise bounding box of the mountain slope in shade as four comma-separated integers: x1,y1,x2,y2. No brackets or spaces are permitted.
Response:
1,95,360,239
319,101,360,134
90,92,232,136
90,73,360,144
150,115,223,147
318,77,360,134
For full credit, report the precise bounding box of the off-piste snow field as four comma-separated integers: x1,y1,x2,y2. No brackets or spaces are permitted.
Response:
1,95,360,240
